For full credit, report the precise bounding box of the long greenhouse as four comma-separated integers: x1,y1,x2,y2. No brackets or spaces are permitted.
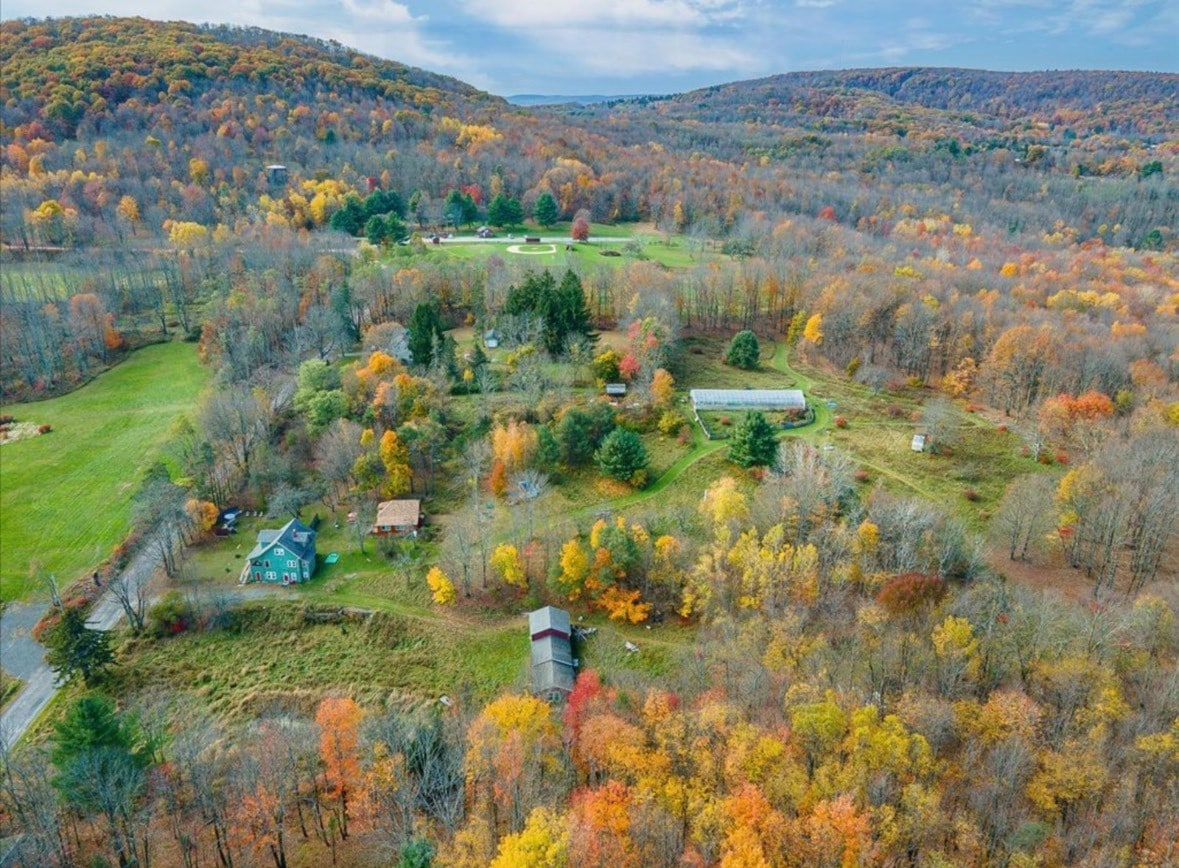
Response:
689,388,807,412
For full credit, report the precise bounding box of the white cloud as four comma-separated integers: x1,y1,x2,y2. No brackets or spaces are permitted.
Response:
320,0,478,78
541,27,755,76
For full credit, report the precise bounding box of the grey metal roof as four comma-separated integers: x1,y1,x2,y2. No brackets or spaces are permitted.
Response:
528,606,571,638
689,388,806,410
532,659,576,694
531,634,574,668
527,606,575,695
247,518,316,562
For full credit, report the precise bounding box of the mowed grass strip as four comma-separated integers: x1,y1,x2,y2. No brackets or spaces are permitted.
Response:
0,343,208,601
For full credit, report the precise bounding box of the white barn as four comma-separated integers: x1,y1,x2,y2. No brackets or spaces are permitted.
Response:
690,388,806,412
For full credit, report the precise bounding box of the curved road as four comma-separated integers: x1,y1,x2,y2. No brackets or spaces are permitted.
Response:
0,537,164,750
1,537,281,750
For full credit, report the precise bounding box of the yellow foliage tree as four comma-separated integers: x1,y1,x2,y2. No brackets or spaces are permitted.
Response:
597,586,651,624
557,538,590,599
803,313,824,345
490,807,567,868
700,477,749,542
1026,739,1108,822
426,566,456,605
491,543,526,588
379,429,411,497
931,615,980,692
185,499,219,534
491,420,537,471
650,368,675,408
168,220,209,249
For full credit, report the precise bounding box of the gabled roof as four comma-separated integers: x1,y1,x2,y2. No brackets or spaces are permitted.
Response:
248,518,316,562
528,606,571,639
374,499,421,528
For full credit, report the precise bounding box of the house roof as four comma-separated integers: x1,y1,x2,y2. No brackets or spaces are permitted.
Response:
605,383,627,395
374,499,422,528
528,606,571,639
247,518,316,562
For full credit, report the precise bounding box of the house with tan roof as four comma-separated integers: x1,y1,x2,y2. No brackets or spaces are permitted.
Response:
371,499,423,536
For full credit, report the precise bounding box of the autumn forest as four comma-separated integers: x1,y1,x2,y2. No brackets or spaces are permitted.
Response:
0,15,1177,868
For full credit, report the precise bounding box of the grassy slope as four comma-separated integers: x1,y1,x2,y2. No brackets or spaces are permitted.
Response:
116,604,529,722
0,343,209,601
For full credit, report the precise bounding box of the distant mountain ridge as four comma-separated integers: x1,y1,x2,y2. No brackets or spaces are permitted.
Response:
634,67,1179,137
0,16,501,139
507,94,650,107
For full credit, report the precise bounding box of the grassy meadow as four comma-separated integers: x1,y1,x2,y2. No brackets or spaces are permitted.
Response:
0,342,209,601
400,222,722,271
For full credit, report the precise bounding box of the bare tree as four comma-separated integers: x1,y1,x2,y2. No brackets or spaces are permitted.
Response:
351,497,377,555
106,564,150,635
510,468,549,541
991,474,1057,562
315,419,363,511
0,741,71,867
198,384,276,484
132,467,192,579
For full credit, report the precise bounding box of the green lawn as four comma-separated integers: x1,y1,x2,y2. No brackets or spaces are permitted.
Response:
0,343,209,601
389,225,724,271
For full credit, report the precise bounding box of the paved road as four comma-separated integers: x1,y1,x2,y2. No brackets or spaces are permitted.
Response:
1,537,162,750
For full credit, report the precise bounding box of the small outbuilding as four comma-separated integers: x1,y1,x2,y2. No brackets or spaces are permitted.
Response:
911,433,927,453
483,329,501,349
527,606,575,701
266,164,288,185
372,499,423,536
605,383,627,399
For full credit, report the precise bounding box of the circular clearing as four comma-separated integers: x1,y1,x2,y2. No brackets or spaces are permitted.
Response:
506,243,558,255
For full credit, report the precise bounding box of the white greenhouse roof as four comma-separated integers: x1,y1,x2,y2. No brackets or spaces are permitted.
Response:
690,388,806,410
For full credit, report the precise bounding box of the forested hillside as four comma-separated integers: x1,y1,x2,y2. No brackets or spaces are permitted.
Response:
1,17,1177,868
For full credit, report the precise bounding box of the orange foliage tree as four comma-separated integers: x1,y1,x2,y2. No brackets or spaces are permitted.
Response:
315,697,364,840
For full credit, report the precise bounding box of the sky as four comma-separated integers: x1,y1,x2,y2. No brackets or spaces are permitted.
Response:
3,0,1177,96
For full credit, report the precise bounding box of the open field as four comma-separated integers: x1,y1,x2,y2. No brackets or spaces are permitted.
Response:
678,336,1044,529
0,342,209,601
397,223,723,270
114,603,530,722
